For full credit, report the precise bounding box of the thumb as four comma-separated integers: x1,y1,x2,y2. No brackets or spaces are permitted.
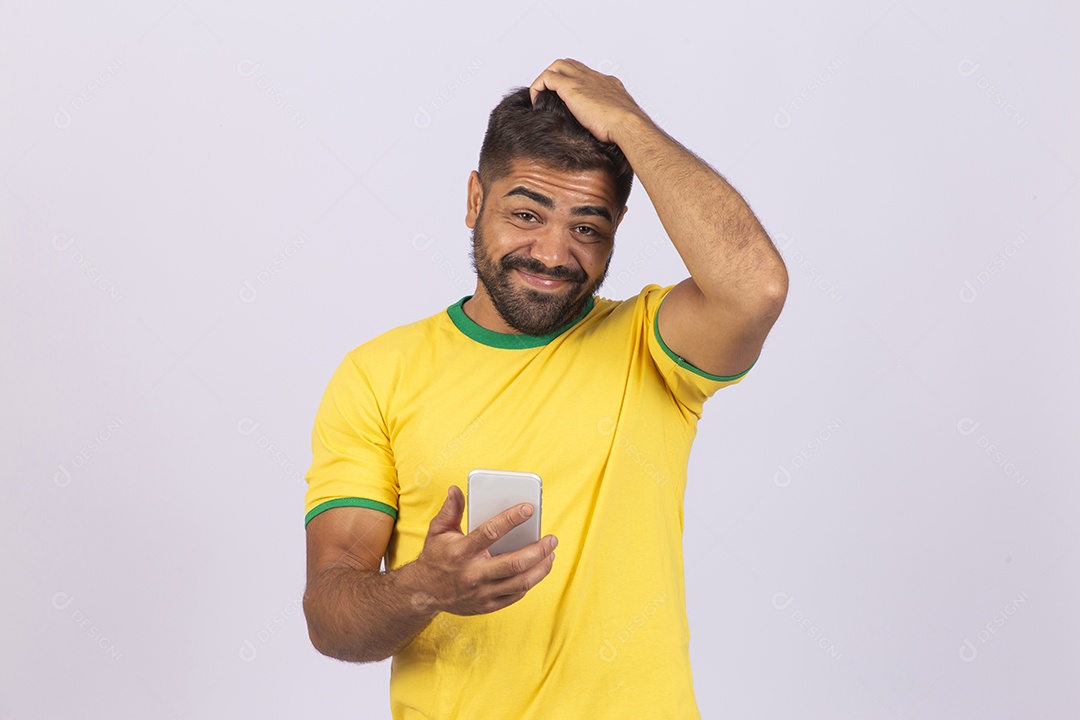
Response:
428,485,464,535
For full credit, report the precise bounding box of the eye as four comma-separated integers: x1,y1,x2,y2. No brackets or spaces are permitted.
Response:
514,212,539,223
574,226,608,243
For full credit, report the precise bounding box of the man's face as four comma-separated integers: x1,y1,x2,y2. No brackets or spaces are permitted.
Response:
466,158,625,336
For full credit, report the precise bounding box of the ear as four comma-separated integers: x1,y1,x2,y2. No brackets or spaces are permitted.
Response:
613,205,628,234
465,171,484,229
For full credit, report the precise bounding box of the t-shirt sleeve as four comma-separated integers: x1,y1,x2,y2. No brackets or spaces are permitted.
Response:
643,284,757,418
303,351,399,528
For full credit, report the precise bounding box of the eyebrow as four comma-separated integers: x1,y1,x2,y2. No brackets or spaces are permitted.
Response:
504,186,613,222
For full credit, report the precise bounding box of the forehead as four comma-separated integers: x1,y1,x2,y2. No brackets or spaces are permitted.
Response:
490,159,619,210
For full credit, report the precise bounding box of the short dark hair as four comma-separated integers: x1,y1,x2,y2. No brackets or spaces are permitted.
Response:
477,88,634,210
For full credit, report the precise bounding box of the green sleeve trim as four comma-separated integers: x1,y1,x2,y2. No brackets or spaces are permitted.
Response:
305,497,398,528
653,293,758,381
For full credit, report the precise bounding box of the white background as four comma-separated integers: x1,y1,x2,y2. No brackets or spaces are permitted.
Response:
2,1,1077,718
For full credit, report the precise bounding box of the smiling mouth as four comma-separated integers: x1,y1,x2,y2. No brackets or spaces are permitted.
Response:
516,269,571,289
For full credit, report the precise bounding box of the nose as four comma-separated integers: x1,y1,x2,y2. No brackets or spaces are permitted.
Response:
527,225,572,271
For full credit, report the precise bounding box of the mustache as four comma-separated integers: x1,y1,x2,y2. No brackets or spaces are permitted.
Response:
500,255,586,284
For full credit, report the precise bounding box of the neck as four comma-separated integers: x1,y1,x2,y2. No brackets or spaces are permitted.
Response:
462,286,518,334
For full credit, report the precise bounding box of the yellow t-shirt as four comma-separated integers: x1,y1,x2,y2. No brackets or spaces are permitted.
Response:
304,283,754,719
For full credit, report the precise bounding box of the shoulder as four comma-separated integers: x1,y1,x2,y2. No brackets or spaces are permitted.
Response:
335,301,461,390
588,283,672,329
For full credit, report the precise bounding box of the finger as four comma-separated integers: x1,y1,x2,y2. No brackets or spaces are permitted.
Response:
489,549,556,599
427,485,464,535
529,69,562,105
528,60,580,104
486,534,558,581
464,501,535,555
555,57,589,73
550,57,585,72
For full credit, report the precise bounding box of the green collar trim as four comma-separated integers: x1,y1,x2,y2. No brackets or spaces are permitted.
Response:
446,295,596,349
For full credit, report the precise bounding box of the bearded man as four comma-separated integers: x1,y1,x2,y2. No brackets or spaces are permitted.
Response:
303,58,788,719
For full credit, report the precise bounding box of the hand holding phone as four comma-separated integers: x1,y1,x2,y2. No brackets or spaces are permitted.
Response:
414,479,557,617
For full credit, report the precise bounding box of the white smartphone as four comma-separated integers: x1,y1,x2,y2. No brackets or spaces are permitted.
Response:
467,468,542,556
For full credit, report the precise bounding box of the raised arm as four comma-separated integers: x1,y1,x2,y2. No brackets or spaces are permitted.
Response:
530,59,788,377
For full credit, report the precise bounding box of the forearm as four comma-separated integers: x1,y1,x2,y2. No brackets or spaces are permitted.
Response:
303,560,438,663
614,114,787,304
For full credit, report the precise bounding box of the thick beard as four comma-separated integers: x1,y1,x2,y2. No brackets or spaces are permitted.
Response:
468,215,612,336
